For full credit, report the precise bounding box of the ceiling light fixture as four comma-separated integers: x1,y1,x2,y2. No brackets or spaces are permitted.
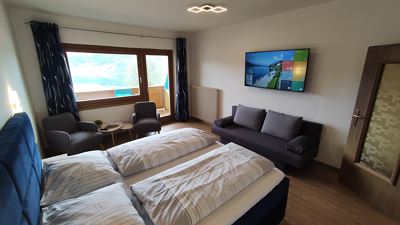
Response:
187,4,227,14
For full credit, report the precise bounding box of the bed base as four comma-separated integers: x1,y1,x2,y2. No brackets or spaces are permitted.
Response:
233,177,289,225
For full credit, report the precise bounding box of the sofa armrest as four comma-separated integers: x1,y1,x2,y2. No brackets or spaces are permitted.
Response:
214,116,234,127
286,135,317,154
77,121,98,132
45,131,72,154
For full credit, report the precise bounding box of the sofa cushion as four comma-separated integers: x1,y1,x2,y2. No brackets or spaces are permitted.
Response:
286,135,317,154
70,131,102,154
233,105,266,131
214,116,234,127
261,110,302,141
134,118,161,133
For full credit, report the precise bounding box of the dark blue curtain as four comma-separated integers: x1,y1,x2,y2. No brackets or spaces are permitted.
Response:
175,38,189,121
30,21,80,121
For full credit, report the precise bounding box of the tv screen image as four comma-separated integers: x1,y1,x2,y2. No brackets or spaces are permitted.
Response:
245,49,310,92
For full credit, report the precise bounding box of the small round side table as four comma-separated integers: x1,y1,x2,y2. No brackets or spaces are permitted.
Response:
121,122,134,140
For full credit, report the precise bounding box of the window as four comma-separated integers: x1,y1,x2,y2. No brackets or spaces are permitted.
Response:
67,52,140,100
63,44,174,119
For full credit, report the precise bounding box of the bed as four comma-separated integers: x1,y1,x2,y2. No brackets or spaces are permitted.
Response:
0,112,289,225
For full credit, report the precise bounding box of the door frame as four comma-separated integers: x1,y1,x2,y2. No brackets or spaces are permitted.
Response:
339,44,400,222
341,44,400,185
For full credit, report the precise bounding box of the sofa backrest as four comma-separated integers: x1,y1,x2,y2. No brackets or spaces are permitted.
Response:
231,105,323,139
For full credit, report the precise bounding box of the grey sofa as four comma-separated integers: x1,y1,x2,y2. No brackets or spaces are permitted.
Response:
132,101,161,138
42,113,103,155
212,105,323,169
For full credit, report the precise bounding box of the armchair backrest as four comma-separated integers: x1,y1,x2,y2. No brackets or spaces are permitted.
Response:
42,113,78,134
134,101,157,120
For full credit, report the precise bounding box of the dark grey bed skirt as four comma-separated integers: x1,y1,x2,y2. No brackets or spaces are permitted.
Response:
233,177,289,225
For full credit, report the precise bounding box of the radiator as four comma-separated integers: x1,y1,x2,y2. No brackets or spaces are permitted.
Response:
190,85,219,123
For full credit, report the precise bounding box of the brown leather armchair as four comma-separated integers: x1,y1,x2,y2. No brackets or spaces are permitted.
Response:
42,113,103,155
132,101,161,138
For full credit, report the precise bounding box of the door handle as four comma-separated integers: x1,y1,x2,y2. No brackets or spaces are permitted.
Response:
352,113,365,126
352,115,365,119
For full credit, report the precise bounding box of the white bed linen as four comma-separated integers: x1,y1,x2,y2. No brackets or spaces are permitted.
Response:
43,143,285,225
41,150,121,206
42,183,145,225
122,143,285,225
107,128,217,176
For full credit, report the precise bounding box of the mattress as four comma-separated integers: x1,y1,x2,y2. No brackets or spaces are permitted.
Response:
43,143,285,225
122,142,285,225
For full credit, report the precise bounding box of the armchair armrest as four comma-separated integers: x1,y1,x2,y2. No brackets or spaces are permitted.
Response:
77,121,98,132
156,111,160,121
214,116,234,127
132,112,137,124
286,135,317,154
45,131,72,154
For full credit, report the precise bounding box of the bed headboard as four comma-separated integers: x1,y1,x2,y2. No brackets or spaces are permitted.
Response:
0,113,42,225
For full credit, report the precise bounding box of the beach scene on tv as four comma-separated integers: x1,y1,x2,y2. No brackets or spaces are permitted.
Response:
245,49,309,92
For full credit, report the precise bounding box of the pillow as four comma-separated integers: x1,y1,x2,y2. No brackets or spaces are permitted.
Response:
42,183,145,225
286,135,317,154
261,110,302,141
233,105,266,131
41,150,121,206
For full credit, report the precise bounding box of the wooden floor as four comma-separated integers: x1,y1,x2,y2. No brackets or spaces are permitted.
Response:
161,120,399,225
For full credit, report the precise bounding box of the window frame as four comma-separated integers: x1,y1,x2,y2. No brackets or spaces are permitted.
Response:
62,44,174,114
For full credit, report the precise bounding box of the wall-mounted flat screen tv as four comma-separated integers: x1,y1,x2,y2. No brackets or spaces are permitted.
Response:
245,48,310,92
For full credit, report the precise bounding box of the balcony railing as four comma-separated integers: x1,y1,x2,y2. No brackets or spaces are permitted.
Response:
75,85,169,110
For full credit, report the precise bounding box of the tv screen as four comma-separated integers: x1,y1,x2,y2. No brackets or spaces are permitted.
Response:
245,48,310,92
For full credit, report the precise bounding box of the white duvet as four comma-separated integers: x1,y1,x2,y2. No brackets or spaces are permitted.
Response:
107,128,217,176
131,142,275,225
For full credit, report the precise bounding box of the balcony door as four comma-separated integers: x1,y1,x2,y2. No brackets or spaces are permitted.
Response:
142,50,174,123
63,44,174,122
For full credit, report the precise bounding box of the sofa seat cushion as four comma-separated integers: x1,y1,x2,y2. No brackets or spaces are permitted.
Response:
70,132,102,153
212,124,314,168
134,118,161,133
233,105,266,131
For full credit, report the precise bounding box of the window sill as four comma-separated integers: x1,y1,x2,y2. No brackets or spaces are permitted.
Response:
77,95,144,111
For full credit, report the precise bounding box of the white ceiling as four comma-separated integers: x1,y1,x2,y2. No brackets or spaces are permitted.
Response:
5,0,332,32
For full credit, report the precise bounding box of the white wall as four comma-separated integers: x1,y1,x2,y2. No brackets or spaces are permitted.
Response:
8,7,183,128
189,0,400,168
0,0,36,134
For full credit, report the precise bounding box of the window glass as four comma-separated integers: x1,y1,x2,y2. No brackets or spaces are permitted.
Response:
66,52,140,101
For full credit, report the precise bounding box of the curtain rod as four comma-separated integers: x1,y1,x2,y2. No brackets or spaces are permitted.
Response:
24,21,177,40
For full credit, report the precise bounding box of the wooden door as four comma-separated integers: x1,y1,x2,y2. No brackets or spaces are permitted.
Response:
339,44,400,223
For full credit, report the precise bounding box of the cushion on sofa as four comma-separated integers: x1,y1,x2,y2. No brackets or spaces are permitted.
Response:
233,105,266,131
261,110,302,141
286,135,317,154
